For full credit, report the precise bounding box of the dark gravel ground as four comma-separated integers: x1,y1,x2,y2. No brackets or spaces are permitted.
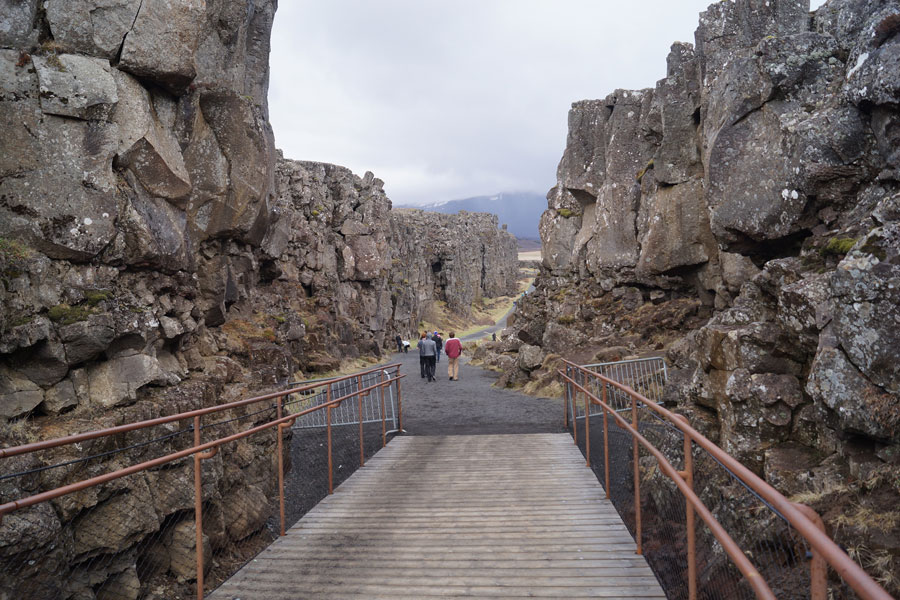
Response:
393,349,566,435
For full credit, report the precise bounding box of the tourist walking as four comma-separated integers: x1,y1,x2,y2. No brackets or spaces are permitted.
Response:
419,333,437,382
444,332,462,381
395,334,403,353
433,331,443,362
418,332,428,378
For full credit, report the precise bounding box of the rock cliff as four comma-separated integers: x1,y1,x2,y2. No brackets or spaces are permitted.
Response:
0,3,517,597
492,0,900,586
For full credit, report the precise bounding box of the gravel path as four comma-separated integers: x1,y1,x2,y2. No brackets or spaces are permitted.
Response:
393,349,565,436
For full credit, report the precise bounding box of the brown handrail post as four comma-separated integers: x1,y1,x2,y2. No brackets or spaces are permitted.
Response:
276,396,286,537
602,383,610,499
584,390,591,468
327,387,334,495
632,392,642,555
396,369,403,432
564,365,570,429
357,374,365,467
674,414,697,600
380,372,387,447
794,503,828,600
572,377,578,446
192,416,205,600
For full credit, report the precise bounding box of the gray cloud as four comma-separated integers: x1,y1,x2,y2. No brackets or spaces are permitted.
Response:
270,0,828,205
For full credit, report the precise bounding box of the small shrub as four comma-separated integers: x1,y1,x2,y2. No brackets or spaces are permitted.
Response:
557,208,578,219
556,314,577,325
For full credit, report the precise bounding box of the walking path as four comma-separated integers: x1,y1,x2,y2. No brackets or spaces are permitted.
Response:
208,434,665,599
393,348,564,436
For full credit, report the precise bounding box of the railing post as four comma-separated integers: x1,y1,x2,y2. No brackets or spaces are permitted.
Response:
276,396,286,537
564,364,570,429
327,386,334,495
396,369,403,432
602,383,610,499
632,393,642,555
357,374,365,467
380,371,387,448
193,416,205,600
572,369,578,446
584,388,591,468
794,503,828,600
674,414,696,600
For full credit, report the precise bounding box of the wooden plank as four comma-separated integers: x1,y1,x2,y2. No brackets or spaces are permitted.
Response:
207,433,665,600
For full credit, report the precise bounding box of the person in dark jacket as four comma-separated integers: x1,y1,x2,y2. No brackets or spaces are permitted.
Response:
433,331,443,363
418,332,427,378
419,333,437,382
395,334,403,353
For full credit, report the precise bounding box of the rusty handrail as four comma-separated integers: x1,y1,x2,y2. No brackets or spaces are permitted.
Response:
560,370,776,599
560,359,894,600
0,371,405,518
0,363,404,459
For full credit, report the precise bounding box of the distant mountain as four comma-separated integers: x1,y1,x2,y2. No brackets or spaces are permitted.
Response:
400,192,547,241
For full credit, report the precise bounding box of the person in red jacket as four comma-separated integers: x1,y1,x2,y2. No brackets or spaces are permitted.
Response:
444,332,462,381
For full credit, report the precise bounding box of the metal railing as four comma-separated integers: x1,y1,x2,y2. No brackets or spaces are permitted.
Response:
0,363,404,600
559,359,893,600
286,368,400,432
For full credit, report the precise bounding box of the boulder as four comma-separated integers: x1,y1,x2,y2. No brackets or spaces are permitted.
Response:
95,565,140,600
0,0,39,47
72,481,160,556
46,0,142,59
223,484,270,541
32,54,118,120
517,344,544,372
59,313,116,365
118,0,205,93
87,354,165,408
41,377,78,415
0,363,43,419
165,519,211,580
636,178,710,275
111,70,192,202
832,225,900,393
807,344,899,442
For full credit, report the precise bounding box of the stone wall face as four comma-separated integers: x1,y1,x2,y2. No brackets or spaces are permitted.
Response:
501,0,900,581
389,208,519,334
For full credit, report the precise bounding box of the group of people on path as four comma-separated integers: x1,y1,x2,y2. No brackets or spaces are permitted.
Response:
415,331,462,382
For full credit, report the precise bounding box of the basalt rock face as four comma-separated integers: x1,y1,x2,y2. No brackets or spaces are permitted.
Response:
389,208,519,334
502,0,900,586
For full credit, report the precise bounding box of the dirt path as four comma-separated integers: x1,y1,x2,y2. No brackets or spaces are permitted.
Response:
393,349,565,436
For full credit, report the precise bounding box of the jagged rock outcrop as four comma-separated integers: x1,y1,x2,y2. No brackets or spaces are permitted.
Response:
496,0,900,589
389,208,518,333
0,3,517,598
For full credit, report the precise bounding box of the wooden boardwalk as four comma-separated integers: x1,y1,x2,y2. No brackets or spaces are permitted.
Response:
208,434,665,599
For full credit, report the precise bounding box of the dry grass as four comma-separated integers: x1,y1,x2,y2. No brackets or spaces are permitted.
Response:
788,479,851,505
847,544,900,594
834,506,900,534
414,279,535,342
293,356,381,382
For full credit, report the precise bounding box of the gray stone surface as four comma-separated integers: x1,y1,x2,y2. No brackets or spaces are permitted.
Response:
119,0,205,93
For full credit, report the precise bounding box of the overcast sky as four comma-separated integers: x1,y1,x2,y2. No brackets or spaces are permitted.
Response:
269,1,828,206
